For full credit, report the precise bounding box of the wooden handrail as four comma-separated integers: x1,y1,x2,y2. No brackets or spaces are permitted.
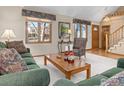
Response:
109,25,124,47
110,25,124,35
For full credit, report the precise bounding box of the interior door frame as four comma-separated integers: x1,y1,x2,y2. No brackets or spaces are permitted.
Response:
102,25,110,50
92,24,99,49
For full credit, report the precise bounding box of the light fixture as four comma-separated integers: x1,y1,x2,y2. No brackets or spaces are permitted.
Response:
103,16,110,22
1,29,16,41
94,27,98,31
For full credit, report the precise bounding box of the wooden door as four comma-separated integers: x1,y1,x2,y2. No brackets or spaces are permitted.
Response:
92,25,99,49
102,25,110,49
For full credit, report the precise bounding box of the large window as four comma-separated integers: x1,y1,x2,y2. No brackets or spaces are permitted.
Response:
74,23,87,38
26,17,52,43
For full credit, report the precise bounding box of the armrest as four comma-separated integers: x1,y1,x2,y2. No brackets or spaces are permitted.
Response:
0,68,50,86
53,79,77,86
27,48,30,53
117,58,124,68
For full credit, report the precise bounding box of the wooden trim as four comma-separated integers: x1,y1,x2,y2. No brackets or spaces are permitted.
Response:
86,48,93,51
25,18,52,44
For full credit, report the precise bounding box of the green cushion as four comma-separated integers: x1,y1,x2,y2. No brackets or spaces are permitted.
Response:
0,42,6,49
21,53,32,58
77,74,108,86
0,68,50,86
23,57,36,65
117,58,124,68
101,67,124,78
27,64,40,69
53,79,77,86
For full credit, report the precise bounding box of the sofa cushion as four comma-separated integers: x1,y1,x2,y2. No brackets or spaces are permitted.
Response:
27,64,40,69
117,58,124,68
23,57,36,65
21,53,32,58
0,48,28,75
0,42,6,49
6,41,28,54
101,67,124,78
77,74,108,86
53,79,77,86
101,70,124,86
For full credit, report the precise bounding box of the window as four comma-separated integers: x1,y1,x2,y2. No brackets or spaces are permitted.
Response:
26,17,52,43
74,23,88,38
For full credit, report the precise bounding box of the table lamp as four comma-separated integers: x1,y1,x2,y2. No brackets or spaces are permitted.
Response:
1,29,16,41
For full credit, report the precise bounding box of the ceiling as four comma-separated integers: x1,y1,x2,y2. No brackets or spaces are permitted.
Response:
24,6,119,22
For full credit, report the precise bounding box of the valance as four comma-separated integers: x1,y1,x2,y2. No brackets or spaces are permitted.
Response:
22,9,56,21
73,18,91,25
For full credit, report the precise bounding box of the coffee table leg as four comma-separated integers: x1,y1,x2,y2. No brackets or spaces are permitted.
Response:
44,56,47,65
86,65,91,79
65,72,71,80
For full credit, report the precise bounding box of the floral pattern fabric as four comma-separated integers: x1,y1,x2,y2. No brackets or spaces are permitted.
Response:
6,41,28,54
0,48,28,74
101,71,124,86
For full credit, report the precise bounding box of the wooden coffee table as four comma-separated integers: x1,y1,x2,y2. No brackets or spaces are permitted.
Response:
44,54,91,80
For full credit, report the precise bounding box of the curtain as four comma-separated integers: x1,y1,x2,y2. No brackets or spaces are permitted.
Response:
22,9,56,21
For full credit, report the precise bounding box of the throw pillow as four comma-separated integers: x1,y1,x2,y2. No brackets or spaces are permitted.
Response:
101,71,124,86
0,48,28,75
6,41,28,54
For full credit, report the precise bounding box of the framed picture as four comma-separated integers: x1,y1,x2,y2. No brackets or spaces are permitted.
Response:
58,22,70,42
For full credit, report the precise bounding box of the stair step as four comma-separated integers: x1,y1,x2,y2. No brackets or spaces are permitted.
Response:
114,45,120,47
109,47,115,50
118,42,124,45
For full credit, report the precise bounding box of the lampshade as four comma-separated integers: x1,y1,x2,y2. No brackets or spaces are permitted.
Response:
1,29,16,41
68,29,72,34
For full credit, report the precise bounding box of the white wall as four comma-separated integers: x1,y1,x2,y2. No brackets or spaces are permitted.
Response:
0,6,92,55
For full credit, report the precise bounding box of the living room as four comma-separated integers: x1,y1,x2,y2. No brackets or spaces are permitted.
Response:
0,0,124,93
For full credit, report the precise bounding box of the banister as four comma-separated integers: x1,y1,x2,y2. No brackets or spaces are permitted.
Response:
109,25,124,48
109,25,124,35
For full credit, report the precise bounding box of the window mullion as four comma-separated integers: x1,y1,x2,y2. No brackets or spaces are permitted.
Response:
42,22,46,42
38,22,41,43
80,24,82,38
86,24,88,40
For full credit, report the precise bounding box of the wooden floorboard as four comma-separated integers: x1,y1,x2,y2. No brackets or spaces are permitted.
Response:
87,48,124,59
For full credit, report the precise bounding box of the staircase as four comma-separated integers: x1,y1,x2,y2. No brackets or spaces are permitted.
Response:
108,25,124,55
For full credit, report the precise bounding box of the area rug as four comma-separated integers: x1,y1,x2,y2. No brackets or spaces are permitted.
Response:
34,53,117,85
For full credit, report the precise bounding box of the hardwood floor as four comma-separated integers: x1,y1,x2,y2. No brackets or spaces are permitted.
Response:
87,48,124,59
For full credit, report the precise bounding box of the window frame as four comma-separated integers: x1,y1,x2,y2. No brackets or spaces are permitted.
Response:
74,23,88,40
25,18,52,44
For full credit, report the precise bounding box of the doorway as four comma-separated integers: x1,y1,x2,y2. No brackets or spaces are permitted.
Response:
102,25,110,50
92,25,99,49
